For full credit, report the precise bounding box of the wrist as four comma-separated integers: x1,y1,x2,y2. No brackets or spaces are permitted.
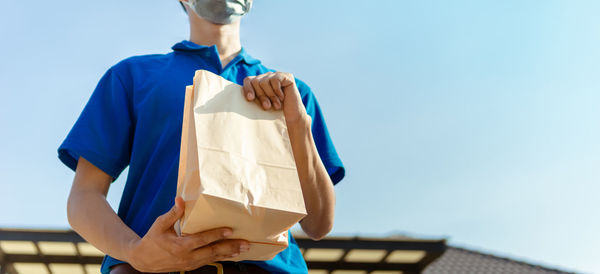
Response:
124,236,142,264
286,114,311,133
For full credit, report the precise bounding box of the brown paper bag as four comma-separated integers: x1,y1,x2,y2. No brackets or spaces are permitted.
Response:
175,70,307,261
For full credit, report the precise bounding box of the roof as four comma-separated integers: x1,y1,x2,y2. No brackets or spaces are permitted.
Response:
424,246,576,274
0,229,446,274
0,229,102,274
0,228,576,274
295,236,446,274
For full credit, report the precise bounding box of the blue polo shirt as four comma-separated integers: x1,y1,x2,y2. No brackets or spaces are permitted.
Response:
58,40,345,274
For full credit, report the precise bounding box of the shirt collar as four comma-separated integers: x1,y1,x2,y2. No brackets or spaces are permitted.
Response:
172,40,261,65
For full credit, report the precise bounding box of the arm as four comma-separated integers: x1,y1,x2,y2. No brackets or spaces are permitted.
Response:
67,157,249,272
67,157,140,261
243,72,336,240
288,117,336,240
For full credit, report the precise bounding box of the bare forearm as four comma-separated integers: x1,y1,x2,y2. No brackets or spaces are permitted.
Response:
287,118,336,240
67,158,249,272
67,186,139,262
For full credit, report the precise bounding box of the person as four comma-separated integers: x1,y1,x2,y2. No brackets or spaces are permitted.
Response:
58,0,345,273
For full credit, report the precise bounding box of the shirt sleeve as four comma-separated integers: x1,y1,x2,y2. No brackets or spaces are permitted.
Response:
296,79,345,185
57,66,134,180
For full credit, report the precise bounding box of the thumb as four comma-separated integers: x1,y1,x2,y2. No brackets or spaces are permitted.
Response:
157,197,185,230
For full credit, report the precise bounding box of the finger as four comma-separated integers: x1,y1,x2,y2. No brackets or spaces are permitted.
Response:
242,77,255,101
271,95,282,110
179,227,233,250
193,240,250,263
269,77,285,101
279,72,296,88
155,197,185,231
273,72,302,106
259,75,281,110
251,77,271,110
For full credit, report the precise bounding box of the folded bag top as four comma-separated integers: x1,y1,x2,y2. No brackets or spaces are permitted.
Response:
175,70,307,261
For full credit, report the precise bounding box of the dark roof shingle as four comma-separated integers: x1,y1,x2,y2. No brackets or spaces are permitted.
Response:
424,246,576,274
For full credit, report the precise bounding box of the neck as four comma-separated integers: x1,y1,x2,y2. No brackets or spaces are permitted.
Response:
188,14,242,67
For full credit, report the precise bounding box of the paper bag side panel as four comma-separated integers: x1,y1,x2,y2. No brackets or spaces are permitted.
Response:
176,85,194,198
176,85,203,233
181,82,202,201
175,85,193,234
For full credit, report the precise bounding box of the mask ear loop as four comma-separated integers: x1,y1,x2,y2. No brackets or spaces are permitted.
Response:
243,0,252,14
180,0,195,13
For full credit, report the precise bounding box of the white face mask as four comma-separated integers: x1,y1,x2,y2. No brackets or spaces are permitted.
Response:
182,0,253,25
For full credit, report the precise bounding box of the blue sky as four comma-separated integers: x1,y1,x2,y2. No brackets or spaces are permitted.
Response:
1,0,599,273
